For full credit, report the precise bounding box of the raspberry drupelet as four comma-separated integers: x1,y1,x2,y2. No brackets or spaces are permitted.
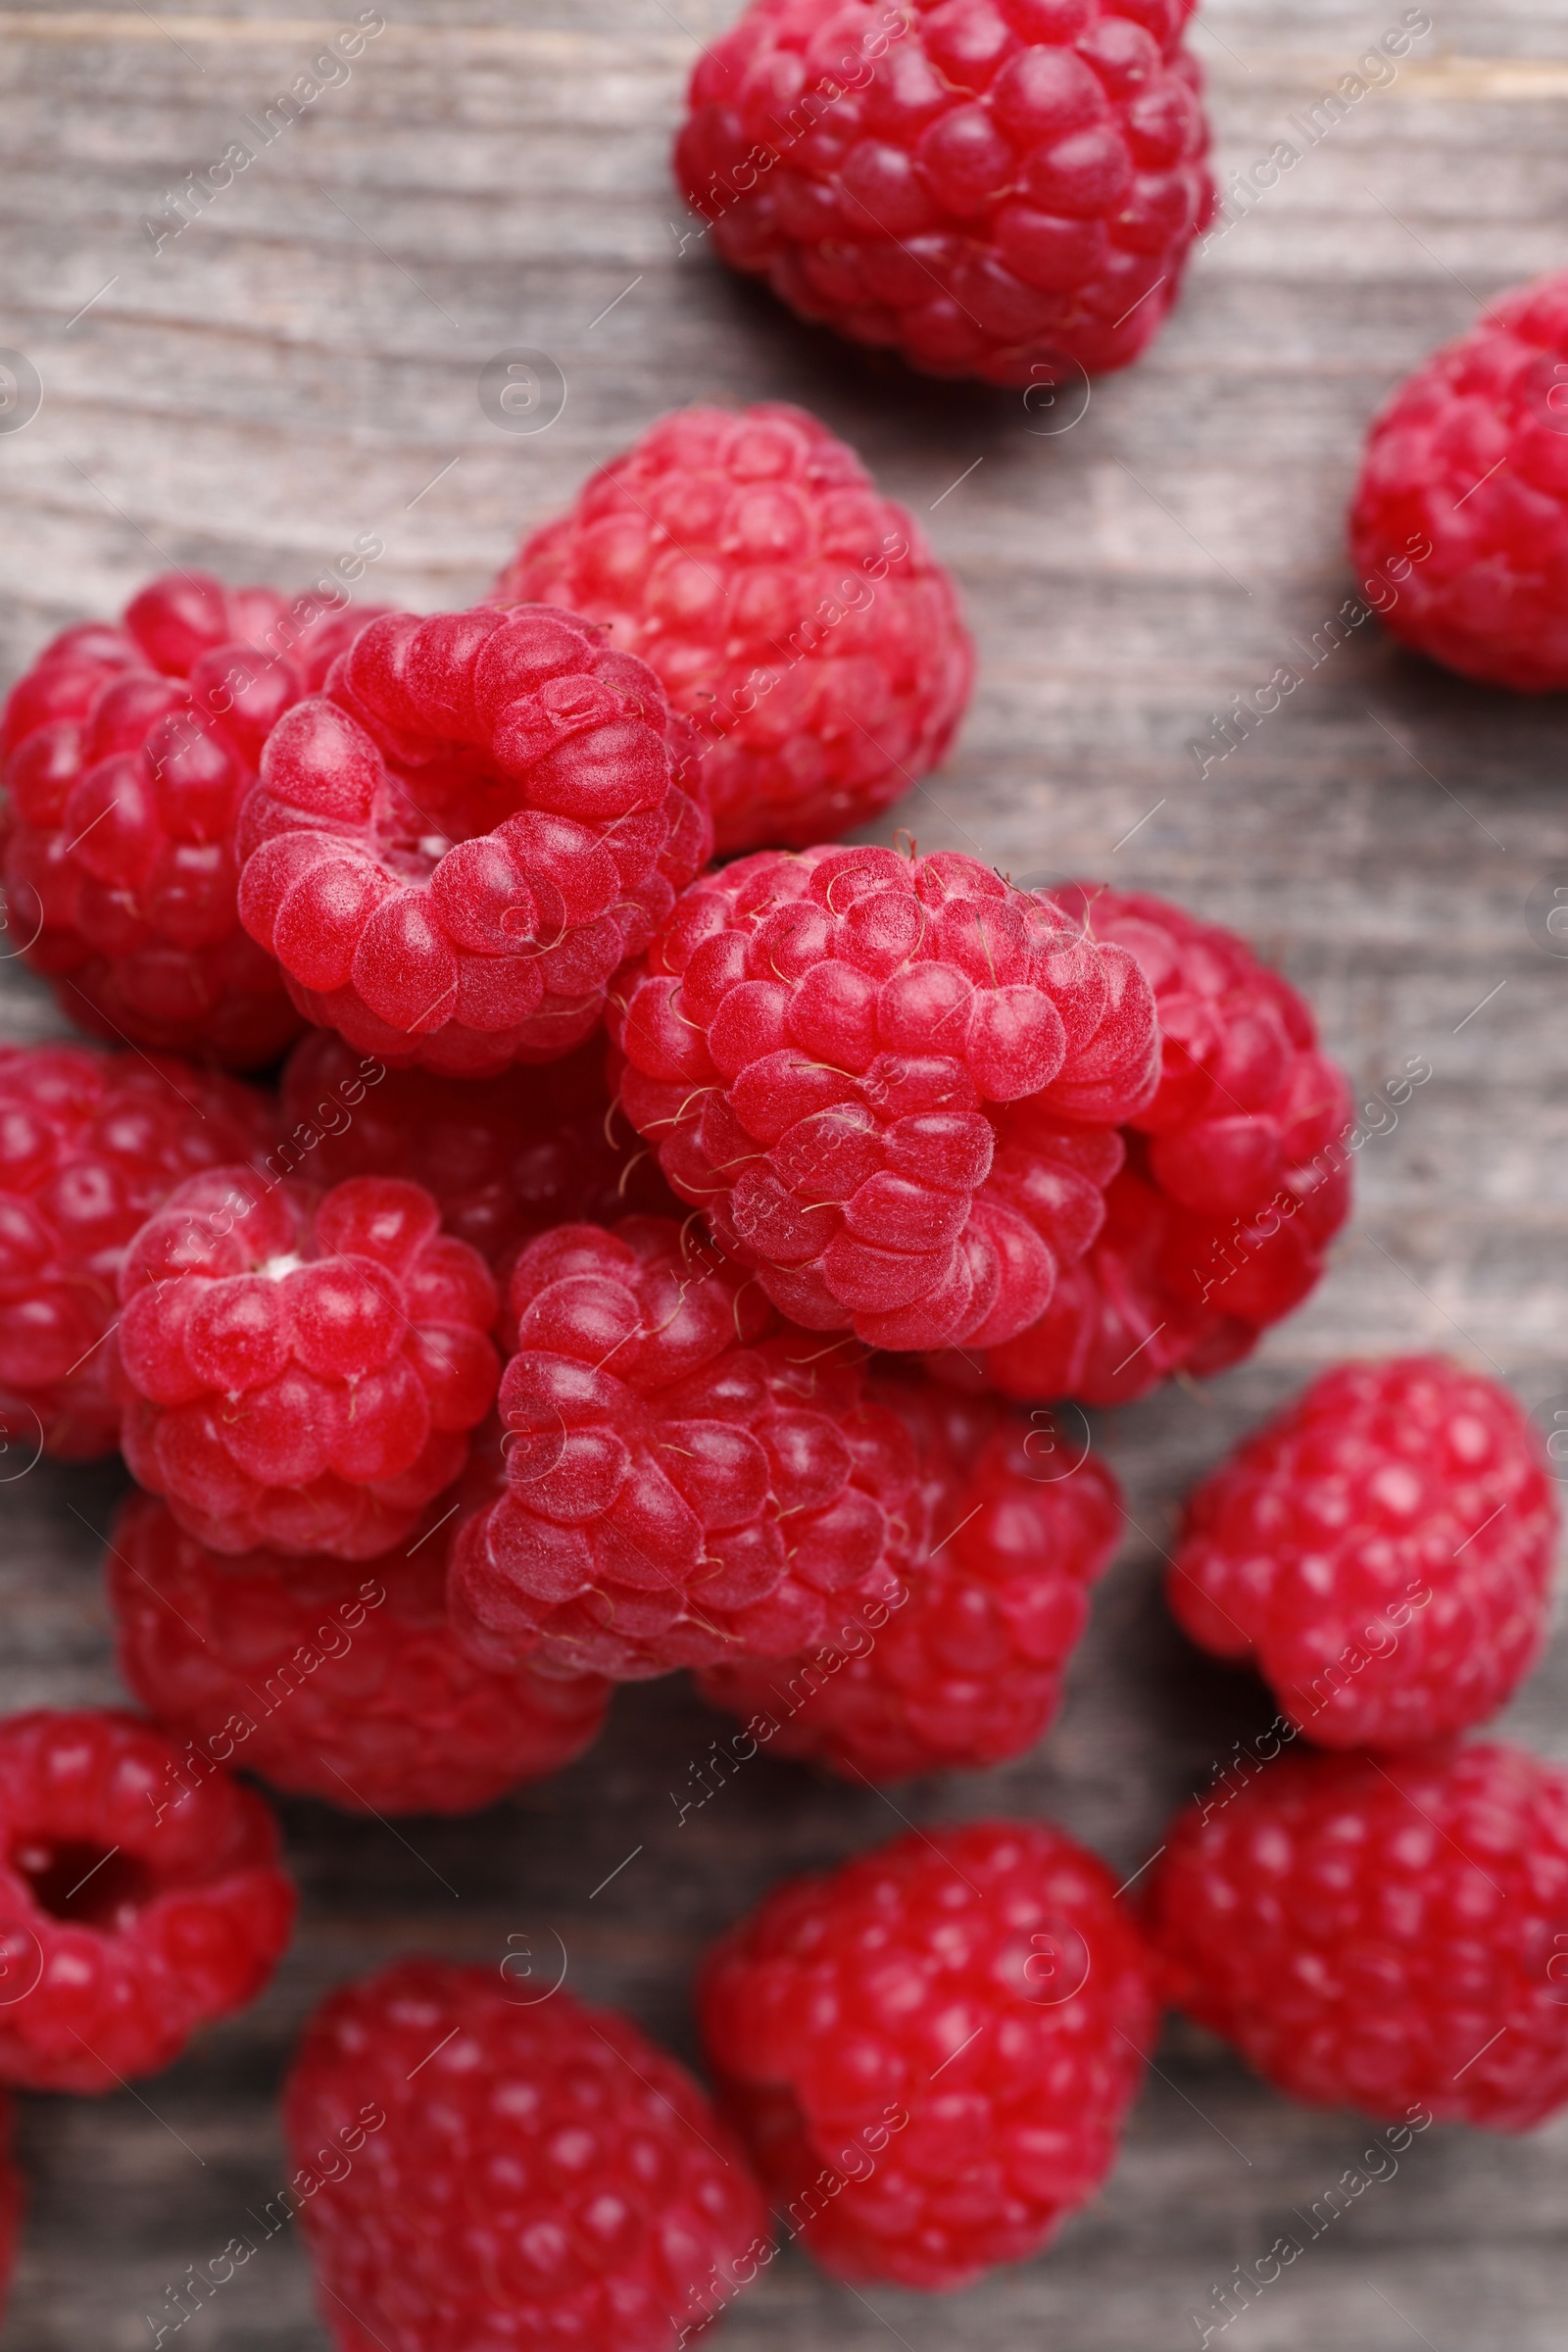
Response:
495,403,973,855
284,1959,769,2352
675,0,1214,389
1349,268,1568,691
116,1171,500,1558
697,1381,1124,1778
0,1043,273,1460
109,1491,612,1816
1167,1356,1559,1749
448,1217,929,1681
0,571,378,1067
0,1709,294,2093
235,604,711,1077
1148,1741,1568,2131
612,846,1158,1353
699,1817,1159,2290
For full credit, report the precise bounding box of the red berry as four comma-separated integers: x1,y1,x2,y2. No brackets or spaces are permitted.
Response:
699,1817,1158,2290
612,846,1157,1351
0,572,379,1066
284,1958,769,2352
108,1489,611,1816
697,1380,1123,1778
0,1043,273,1459
1167,1355,1558,1749
1148,1740,1568,2131
449,1216,929,1680
0,1708,294,2092
116,1171,500,1558
1349,268,1568,691
675,0,1214,389
495,404,973,855
235,604,711,1077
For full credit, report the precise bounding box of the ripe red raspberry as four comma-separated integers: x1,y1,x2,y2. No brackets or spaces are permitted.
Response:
0,1043,272,1460
284,1959,769,2352
1349,269,1568,691
495,404,973,855
0,571,379,1067
696,1381,1123,1778
1148,1740,1568,2131
279,1028,677,1276
954,885,1353,1404
699,1817,1158,2290
449,1216,929,1680
612,846,1157,1352
117,1170,500,1559
108,1490,611,1816
235,604,711,1077
1167,1355,1558,1749
0,1707,294,2093
675,0,1214,390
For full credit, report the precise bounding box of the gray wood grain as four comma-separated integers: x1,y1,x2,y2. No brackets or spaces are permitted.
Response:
1,2,1567,2346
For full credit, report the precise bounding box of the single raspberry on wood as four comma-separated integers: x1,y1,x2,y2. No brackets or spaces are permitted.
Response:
495,403,973,855
235,603,711,1077
108,1490,611,1816
675,0,1214,389
0,1042,273,1460
0,1708,294,2093
0,571,379,1067
612,845,1157,1352
1167,1355,1558,1749
284,1958,770,2352
1147,1741,1568,2131
699,1817,1158,2290
116,1170,500,1558
448,1216,929,1681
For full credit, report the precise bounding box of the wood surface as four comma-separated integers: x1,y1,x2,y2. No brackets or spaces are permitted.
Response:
1,2,1567,2345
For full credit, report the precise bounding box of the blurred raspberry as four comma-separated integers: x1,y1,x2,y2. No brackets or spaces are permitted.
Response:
496,404,972,854
117,1170,499,1558
700,1817,1158,2289
1148,1740,1568,2130
449,1216,929,1680
0,1708,294,2092
1167,1355,1558,1748
235,604,711,1077
0,1042,272,1459
285,1959,769,2352
0,571,379,1066
109,1489,611,1816
612,845,1157,1352
675,0,1213,389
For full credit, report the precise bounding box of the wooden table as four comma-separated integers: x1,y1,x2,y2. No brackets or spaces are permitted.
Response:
1,4,1566,2345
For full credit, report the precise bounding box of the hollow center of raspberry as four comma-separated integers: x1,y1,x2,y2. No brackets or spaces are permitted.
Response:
377,772,534,886
13,1837,158,1930
260,1252,306,1281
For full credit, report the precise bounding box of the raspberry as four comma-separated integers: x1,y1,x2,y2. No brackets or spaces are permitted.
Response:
954,886,1353,1404
0,1707,294,2093
448,1216,929,1680
1147,1740,1568,2131
235,604,711,1077
612,846,1157,1352
675,0,1214,390
1349,269,1568,691
495,404,973,855
696,1381,1123,1778
284,1958,769,2352
279,1029,677,1276
116,1170,500,1558
699,1817,1158,2289
108,1490,611,1816
0,1043,273,1459
0,571,378,1066
1167,1356,1558,1749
